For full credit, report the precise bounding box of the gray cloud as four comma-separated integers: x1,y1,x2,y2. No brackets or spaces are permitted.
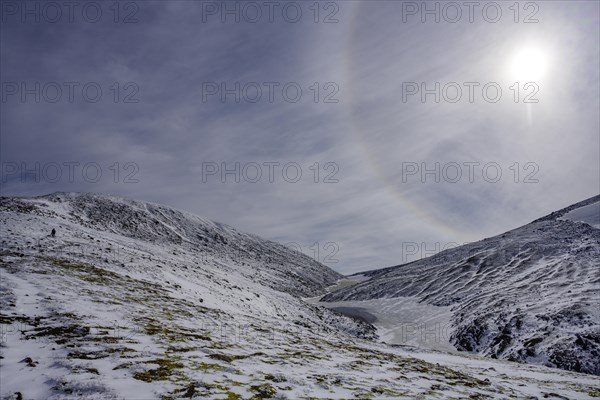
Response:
2,1,598,274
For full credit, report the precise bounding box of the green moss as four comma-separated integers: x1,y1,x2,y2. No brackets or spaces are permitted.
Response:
195,362,227,371
275,350,322,361
167,346,197,353
208,341,236,350
264,374,287,383
171,383,198,398
67,350,109,360
352,392,374,400
30,324,87,338
67,346,135,360
133,368,172,382
144,320,168,336
88,336,121,344
143,319,211,343
249,383,277,399
133,358,185,382
468,394,493,399
208,352,265,363
45,257,120,285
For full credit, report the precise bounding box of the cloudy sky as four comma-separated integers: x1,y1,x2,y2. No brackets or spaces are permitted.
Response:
2,1,599,274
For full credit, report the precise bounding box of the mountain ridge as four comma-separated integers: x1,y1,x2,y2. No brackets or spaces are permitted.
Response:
1,192,599,398
321,195,600,375
349,194,600,279
1,191,342,298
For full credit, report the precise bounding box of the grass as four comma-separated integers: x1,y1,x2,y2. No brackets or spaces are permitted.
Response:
208,352,266,363
195,362,227,371
133,358,185,382
249,383,277,399
141,317,213,344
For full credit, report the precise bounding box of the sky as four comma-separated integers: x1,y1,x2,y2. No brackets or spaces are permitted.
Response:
1,1,599,274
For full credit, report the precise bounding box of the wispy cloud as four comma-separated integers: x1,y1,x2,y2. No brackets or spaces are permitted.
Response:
2,1,598,273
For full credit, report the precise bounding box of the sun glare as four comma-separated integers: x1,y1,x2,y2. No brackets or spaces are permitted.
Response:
509,46,549,82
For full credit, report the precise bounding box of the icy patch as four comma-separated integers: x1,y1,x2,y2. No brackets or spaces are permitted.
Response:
313,297,455,352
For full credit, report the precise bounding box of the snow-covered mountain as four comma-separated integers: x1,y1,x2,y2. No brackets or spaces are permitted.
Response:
2,192,342,298
1,192,599,399
321,195,600,376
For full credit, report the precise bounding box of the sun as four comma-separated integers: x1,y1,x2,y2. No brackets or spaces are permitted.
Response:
508,46,549,82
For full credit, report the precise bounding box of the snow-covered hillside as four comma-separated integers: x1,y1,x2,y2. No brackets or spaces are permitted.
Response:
321,196,600,376
1,192,341,298
1,192,599,399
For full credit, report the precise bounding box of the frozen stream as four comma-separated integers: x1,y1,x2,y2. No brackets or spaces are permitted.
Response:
306,277,456,353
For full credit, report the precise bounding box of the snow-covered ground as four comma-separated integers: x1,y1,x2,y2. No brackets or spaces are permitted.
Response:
1,193,599,399
321,195,600,376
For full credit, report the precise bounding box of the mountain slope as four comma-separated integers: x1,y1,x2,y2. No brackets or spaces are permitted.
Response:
1,192,341,298
322,195,600,375
1,192,599,399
